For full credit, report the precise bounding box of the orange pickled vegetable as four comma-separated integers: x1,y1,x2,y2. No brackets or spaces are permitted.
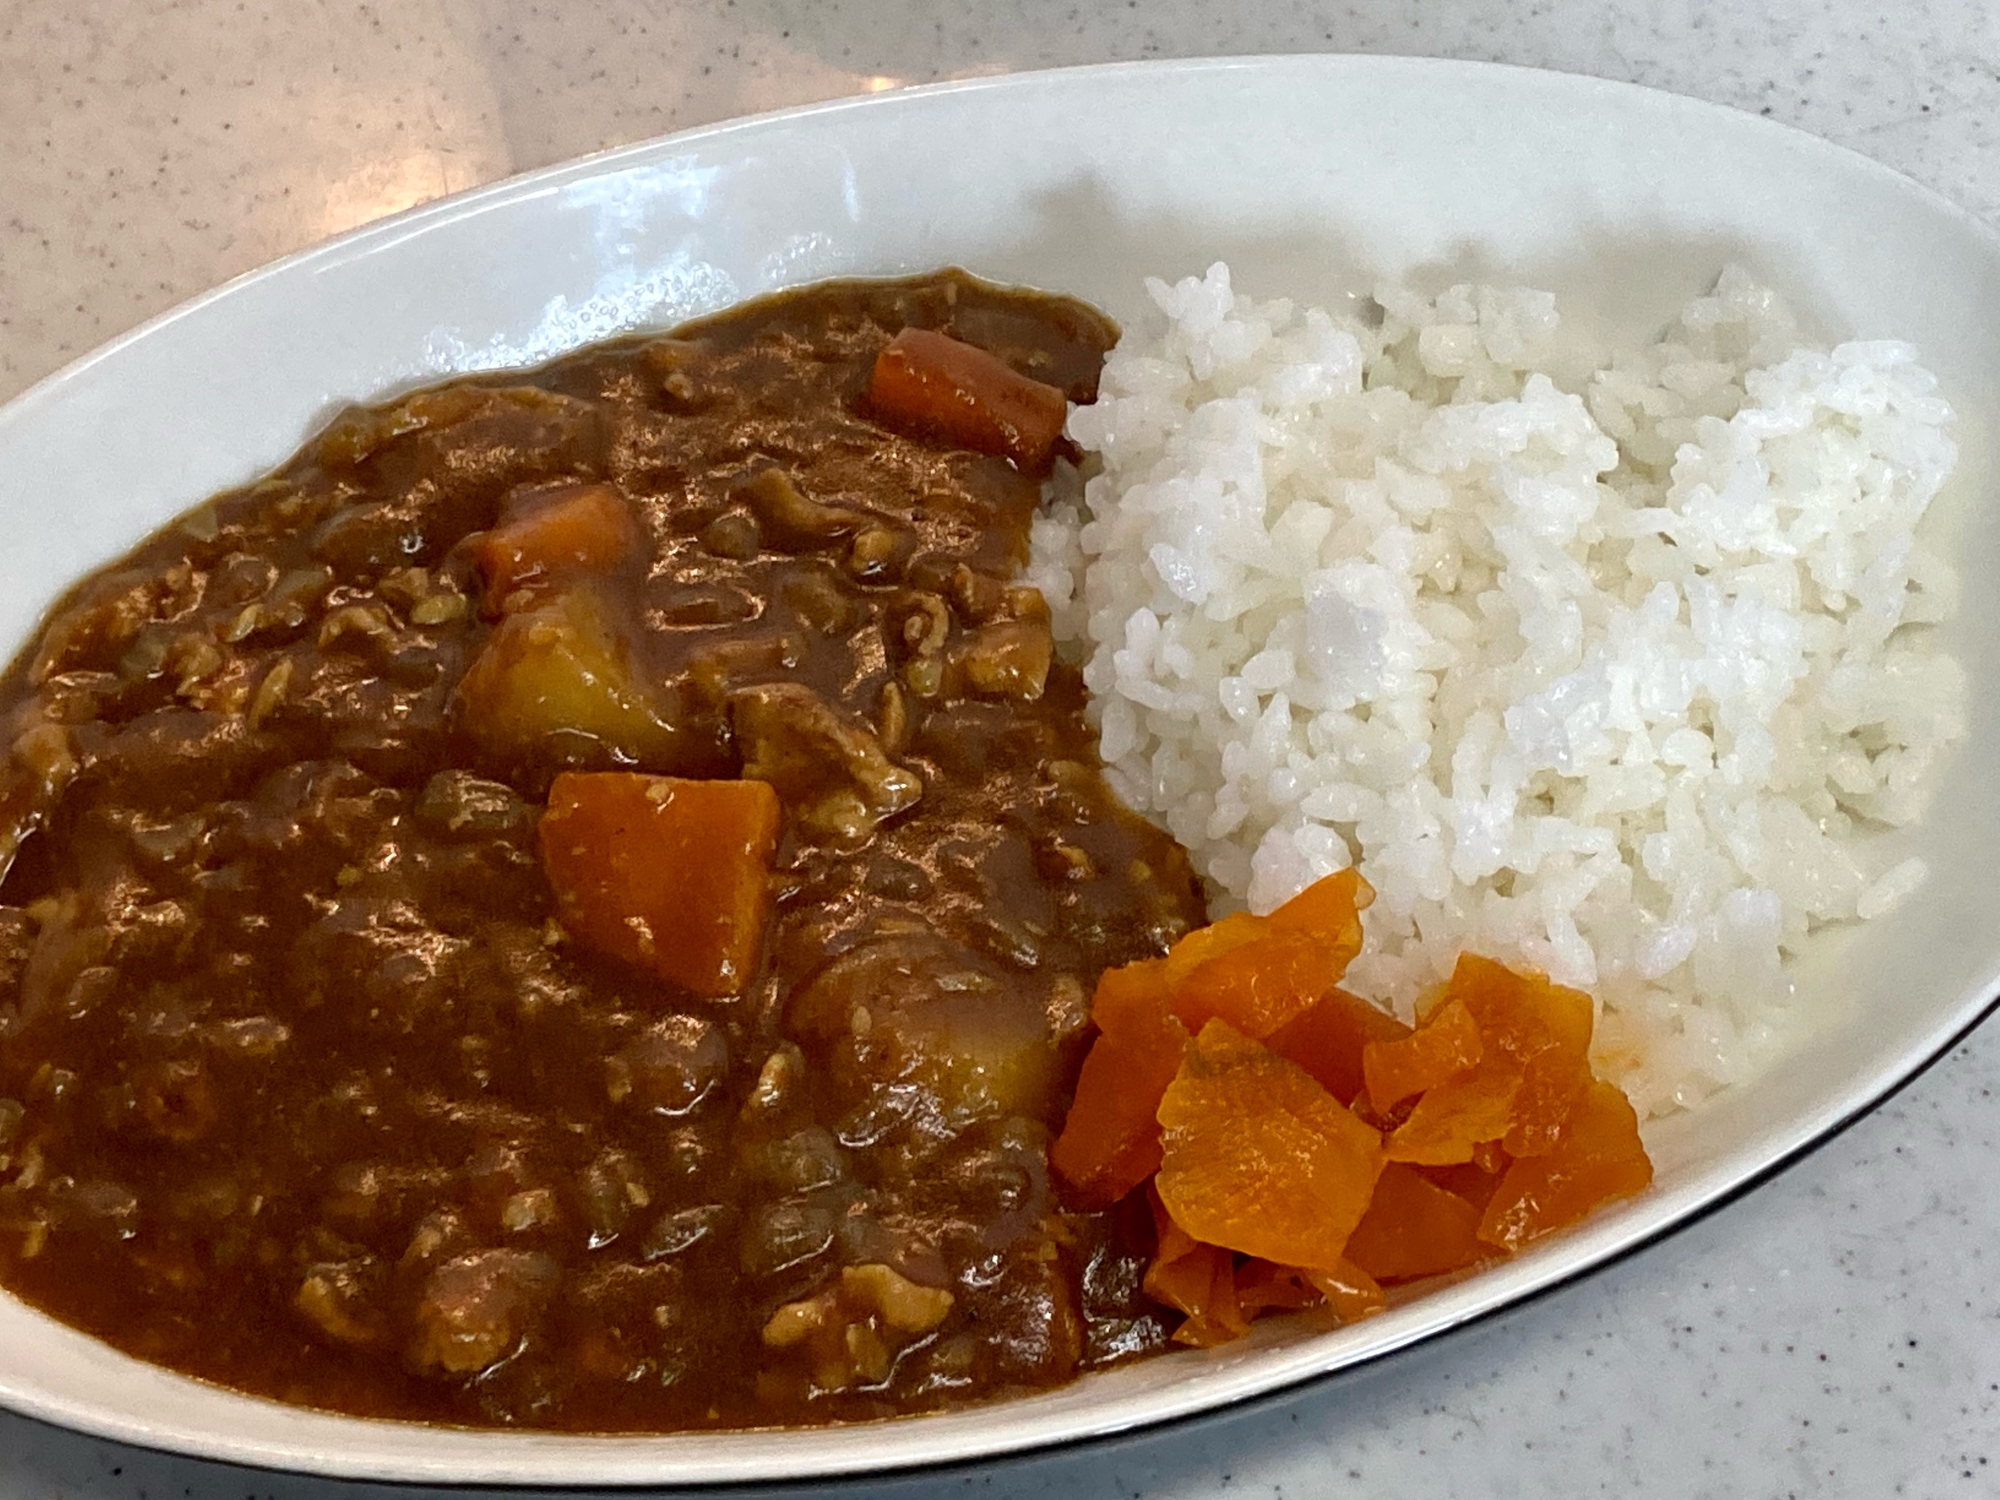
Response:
1266,866,1372,953
1142,1193,1249,1348
1418,1157,1507,1213
1155,1020,1384,1273
1141,1212,1209,1310
1168,874,1369,1039
1302,1260,1386,1322
538,772,781,998
1506,1047,1594,1158
1361,996,1484,1114
1055,876,1650,1350
475,481,639,613
1384,1062,1523,1166
1053,871,1375,1206
1439,953,1594,1157
865,327,1071,475
1344,1163,1491,1282
1171,928,1348,1040
1113,877,1371,1043
1477,1078,1652,1251
1160,870,1373,1043
1085,913,1266,1038
1049,1003,1188,1209
1233,1260,1323,1318
1266,985,1412,1107
1152,1245,1245,1348
1155,910,1270,990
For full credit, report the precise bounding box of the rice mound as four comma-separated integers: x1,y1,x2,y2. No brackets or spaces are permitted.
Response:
1027,263,1965,1116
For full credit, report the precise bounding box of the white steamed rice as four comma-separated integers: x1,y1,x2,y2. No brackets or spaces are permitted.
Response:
1026,264,1965,1117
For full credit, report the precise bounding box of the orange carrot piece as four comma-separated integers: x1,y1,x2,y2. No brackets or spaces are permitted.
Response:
1384,1063,1524,1166
1344,1162,1493,1283
1155,1020,1383,1272
538,772,780,997
865,328,1071,475
1049,1002,1191,1210
475,482,640,613
1361,996,1484,1115
1266,986,1412,1107
1476,1078,1652,1252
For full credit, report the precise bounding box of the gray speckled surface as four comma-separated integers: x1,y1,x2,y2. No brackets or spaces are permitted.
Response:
5,3,2000,1496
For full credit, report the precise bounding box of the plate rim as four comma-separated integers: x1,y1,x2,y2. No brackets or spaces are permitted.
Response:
1,49,1996,1487
8,49,1998,430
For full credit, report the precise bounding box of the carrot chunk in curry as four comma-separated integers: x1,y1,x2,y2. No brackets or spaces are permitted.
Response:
537,771,781,997
865,327,1071,474
1051,868,1653,1346
473,480,640,614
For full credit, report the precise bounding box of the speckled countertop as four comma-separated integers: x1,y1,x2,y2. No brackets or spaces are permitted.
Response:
5,3,2000,1497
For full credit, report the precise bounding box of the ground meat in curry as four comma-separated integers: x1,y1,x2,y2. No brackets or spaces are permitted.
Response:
0,272,1209,1430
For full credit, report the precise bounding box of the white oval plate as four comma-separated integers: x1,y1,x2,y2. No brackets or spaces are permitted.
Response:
1,53,1997,1488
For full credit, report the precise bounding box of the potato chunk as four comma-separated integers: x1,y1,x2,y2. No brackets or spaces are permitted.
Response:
453,591,685,770
791,935,1057,1131
539,771,781,997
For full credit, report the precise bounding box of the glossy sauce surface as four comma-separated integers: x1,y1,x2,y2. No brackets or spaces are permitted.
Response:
0,273,1206,1430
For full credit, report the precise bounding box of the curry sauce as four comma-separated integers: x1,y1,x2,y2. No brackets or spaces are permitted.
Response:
0,273,1207,1429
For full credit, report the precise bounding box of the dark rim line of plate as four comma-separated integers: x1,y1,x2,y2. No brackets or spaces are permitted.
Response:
1,50,1996,1490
